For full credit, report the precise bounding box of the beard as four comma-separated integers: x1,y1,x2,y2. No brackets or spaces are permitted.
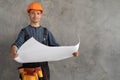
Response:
31,19,40,23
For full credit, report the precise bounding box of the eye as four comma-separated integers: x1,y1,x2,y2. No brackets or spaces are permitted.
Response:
30,11,34,15
37,13,40,15
37,12,41,15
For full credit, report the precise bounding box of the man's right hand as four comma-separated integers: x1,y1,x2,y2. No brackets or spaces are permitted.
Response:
10,45,19,59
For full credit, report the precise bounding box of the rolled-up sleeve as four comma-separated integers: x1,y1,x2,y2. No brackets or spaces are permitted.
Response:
48,31,59,46
12,29,25,48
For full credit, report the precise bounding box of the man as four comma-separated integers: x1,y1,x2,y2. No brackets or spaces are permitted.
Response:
10,2,79,80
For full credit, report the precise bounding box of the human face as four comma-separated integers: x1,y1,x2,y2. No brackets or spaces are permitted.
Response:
28,10,42,23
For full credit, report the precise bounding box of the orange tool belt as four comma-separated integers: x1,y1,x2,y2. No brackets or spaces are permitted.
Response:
18,67,43,80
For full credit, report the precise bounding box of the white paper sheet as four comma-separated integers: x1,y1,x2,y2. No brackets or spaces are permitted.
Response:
15,37,80,63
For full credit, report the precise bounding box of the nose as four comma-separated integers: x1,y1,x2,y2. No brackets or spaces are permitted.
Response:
33,13,38,18
34,13,37,17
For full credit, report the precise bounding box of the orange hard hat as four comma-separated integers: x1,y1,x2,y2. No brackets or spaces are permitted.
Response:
27,2,43,13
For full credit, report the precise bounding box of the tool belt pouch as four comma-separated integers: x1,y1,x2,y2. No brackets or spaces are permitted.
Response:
18,67,43,80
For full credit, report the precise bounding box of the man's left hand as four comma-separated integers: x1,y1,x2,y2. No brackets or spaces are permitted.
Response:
73,51,79,57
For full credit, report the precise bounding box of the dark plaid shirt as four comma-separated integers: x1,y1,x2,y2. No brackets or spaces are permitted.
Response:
13,25,59,48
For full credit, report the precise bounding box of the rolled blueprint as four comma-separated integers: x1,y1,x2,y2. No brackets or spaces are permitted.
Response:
15,37,80,63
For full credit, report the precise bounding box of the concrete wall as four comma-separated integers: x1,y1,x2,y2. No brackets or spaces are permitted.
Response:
0,0,120,80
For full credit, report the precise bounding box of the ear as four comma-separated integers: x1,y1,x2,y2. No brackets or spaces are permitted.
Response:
27,12,30,16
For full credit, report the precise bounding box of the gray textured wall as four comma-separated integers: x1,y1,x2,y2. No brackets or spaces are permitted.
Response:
0,0,120,80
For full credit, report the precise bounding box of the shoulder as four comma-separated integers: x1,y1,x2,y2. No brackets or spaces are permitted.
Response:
21,25,30,31
40,26,47,30
40,26,49,33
